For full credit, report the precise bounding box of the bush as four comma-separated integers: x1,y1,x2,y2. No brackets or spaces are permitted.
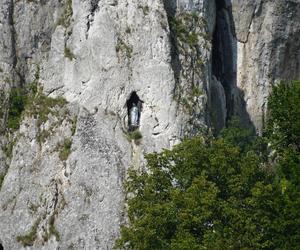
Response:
25,91,67,127
116,128,275,249
126,130,142,141
59,139,72,161
7,87,26,130
57,0,73,28
64,46,75,60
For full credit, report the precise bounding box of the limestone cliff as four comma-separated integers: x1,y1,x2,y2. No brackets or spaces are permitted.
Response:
0,0,299,249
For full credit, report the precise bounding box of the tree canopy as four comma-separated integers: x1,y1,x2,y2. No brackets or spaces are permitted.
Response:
116,80,300,250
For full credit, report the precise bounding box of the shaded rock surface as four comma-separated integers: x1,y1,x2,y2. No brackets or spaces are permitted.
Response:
233,0,300,132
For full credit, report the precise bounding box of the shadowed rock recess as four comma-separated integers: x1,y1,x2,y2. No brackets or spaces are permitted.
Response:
0,0,299,249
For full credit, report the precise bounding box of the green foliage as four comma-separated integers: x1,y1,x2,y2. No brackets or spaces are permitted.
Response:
7,87,27,130
37,129,51,144
42,212,60,242
138,5,149,15
64,46,76,60
16,218,41,247
191,86,203,97
49,214,60,241
57,0,73,28
126,130,143,141
71,116,77,136
170,12,206,115
116,131,274,249
170,12,205,49
6,73,67,132
117,80,300,249
25,90,67,127
59,139,72,161
265,80,300,249
125,26,131,34
266,80,300,151
116,38,133,58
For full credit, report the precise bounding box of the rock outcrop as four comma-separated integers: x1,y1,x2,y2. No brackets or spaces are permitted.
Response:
233,0,300,132
0,0,299,249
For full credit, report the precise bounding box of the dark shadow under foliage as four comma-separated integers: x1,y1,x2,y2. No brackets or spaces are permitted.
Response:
116,80,300,250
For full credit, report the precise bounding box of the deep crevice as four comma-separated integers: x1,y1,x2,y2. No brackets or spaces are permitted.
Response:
86,0,100,38
162,0,181,97
8,0,17,69
212,0,236,122
90,0,100,15
8,0,26,88
211,0,255,132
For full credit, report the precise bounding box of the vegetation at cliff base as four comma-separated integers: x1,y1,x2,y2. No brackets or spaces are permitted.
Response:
116,80,300,249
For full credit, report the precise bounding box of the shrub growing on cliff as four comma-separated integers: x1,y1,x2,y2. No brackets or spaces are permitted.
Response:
7,87,26,130
58,139,72,161
16,218,41,247
64,46,76,61
7,82,68,132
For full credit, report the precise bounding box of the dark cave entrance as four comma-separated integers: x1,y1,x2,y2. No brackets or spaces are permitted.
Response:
211,0,237,122
126,91,143,131
0,243,4,250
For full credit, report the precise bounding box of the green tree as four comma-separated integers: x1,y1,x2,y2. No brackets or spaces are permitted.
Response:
116,80,300,250
266,80,300,151
116,130,274,249
266,80,300,249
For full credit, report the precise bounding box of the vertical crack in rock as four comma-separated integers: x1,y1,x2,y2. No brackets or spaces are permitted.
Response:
86,0,100,38
8,0,25,87
162,0,181,96
163,0,210,136
8,0,16,69
211,0,237,126
211,0,254,132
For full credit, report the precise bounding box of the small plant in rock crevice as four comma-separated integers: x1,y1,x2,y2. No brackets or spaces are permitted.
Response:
126,130,143,142
58,139,72,161
64,46,76,60
7,87,27,130
169,12,208,116
138,4,149,15
116,38,133,59
57,0,73,28
16,218,41,247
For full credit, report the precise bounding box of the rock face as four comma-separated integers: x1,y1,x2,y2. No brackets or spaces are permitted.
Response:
0,0,299,249
232,0,300,132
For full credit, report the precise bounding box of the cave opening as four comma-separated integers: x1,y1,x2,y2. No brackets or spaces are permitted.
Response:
211,0,237,123
0,242,4,250
126,91,143,131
